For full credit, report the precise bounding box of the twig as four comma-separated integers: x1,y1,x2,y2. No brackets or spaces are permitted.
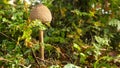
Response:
31,48,41,67
0,32,16,42
18,64,31,68
0,57,12,62
0,57,31,68
0,32,25,56
36,57,53,65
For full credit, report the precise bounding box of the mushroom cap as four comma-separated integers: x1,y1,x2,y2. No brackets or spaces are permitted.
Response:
30,4,52,23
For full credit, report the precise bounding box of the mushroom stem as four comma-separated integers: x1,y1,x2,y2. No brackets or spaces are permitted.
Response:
39,30,44,60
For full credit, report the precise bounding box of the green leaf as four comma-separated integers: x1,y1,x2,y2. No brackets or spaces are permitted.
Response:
30,20,47,30
73,43,81,51
109,19,120,30
94,36,109,46
64,64,80,68
80,53,86,64
49,65,61,68
21,28,32,42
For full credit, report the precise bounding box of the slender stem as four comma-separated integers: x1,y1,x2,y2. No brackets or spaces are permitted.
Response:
39,30,44,60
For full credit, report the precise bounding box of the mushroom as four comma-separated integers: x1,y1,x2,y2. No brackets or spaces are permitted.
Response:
30,4,52,60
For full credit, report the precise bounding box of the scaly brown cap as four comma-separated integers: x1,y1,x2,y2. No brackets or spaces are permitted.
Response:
30,4,52,23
